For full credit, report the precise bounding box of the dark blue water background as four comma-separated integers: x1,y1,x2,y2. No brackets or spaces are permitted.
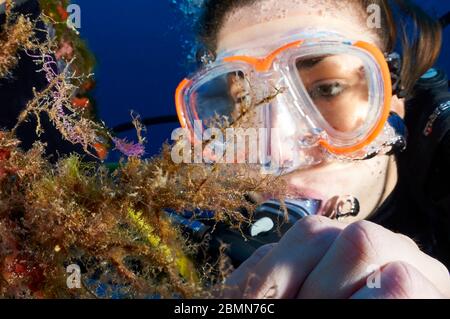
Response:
72,0,450,159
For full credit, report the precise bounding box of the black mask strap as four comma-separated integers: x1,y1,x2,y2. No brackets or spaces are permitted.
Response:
386,52,408,99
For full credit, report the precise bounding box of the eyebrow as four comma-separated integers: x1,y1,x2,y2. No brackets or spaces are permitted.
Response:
296,56,330,69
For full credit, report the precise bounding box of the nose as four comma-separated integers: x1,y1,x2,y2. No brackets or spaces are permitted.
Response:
271,98,298,136
267,97,301,170
267,94,324,173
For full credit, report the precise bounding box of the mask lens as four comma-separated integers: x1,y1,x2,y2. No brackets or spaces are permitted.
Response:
295,54,372,134
189,70,255,128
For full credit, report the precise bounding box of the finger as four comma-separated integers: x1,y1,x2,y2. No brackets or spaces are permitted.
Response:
243,215,346,299
351,261,446,299
220,243,276,298
298,220,450,298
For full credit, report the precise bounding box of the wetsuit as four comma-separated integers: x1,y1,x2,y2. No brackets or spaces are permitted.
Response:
369,153,450,269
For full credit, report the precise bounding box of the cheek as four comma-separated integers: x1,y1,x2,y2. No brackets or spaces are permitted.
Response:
332,158,391,213
289,157,390,196
352,157,388,178
333,158,388,188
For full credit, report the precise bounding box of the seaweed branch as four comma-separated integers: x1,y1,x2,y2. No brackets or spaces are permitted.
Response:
0,2,287,299
0,0,35,78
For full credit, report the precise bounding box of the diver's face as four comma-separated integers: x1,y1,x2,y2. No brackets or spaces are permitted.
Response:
216,0,403,221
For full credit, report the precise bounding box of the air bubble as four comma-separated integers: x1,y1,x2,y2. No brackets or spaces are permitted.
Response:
334,195,360,219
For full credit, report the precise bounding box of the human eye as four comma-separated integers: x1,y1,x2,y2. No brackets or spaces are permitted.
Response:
308,80,349,100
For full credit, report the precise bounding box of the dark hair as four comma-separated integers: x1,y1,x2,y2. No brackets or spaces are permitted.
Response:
197,0,442,96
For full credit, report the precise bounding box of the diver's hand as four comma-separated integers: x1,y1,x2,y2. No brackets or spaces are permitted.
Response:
219,216,450,298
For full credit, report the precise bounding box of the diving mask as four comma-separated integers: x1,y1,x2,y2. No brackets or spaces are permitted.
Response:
175,30,406,175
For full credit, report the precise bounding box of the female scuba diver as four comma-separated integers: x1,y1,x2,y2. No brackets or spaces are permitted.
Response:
174,0,450,298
